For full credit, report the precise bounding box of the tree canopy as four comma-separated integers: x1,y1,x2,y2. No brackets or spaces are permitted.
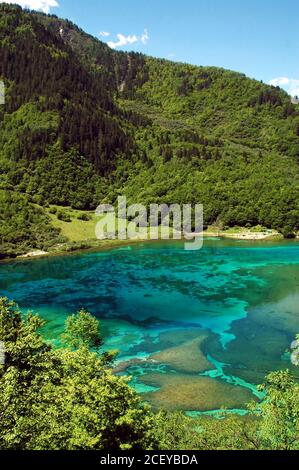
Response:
0,297,156,450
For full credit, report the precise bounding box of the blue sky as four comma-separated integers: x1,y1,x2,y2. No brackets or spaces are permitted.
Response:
4,0,299,95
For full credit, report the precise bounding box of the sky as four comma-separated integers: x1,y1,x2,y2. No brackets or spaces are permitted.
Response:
3,0,299,95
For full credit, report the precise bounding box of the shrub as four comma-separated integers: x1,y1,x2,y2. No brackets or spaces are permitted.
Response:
77,213,92,221
281,226,296,239
57,211,72,223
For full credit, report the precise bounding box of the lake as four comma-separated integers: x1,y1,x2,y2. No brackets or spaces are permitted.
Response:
0,239,298,414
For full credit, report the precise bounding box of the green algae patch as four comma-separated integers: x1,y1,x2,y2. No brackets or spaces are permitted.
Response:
141,373,258,412
150,331,214,373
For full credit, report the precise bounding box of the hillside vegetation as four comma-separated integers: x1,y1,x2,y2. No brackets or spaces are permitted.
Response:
0,190,64,259
0,4,298,256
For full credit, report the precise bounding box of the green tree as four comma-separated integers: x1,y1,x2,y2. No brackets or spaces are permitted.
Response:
0,298,156,450
61,309,102,349
252,370,299,450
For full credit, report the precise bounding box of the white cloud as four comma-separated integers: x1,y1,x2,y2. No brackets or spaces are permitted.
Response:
269,77,299,97
108,33,138,49
3,0,59,13
99,31,110,37
107,29,149,49
141,28,149,45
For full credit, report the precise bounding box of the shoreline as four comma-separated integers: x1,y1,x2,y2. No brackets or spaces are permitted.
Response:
202,230,282,241
0,229,295,264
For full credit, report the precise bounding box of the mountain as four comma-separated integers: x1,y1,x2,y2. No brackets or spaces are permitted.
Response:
0,4,298,256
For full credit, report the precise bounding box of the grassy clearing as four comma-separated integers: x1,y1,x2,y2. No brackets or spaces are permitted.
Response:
47,207,97,242
47,206,180,244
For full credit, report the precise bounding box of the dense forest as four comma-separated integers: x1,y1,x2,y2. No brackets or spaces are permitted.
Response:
0,297,298,450
0,3,298,257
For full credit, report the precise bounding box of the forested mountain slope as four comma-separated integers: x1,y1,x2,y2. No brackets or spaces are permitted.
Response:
0,4,298,256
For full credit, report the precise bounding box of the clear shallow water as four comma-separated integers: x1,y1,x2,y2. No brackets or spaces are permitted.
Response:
0,239,298,413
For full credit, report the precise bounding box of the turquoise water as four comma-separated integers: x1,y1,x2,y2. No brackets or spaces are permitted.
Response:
0,239,298,413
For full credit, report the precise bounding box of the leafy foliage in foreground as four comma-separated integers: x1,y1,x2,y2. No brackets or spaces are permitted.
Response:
0,298,298,450
254,371,299,450
0,4,298,257
0,298,156,450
